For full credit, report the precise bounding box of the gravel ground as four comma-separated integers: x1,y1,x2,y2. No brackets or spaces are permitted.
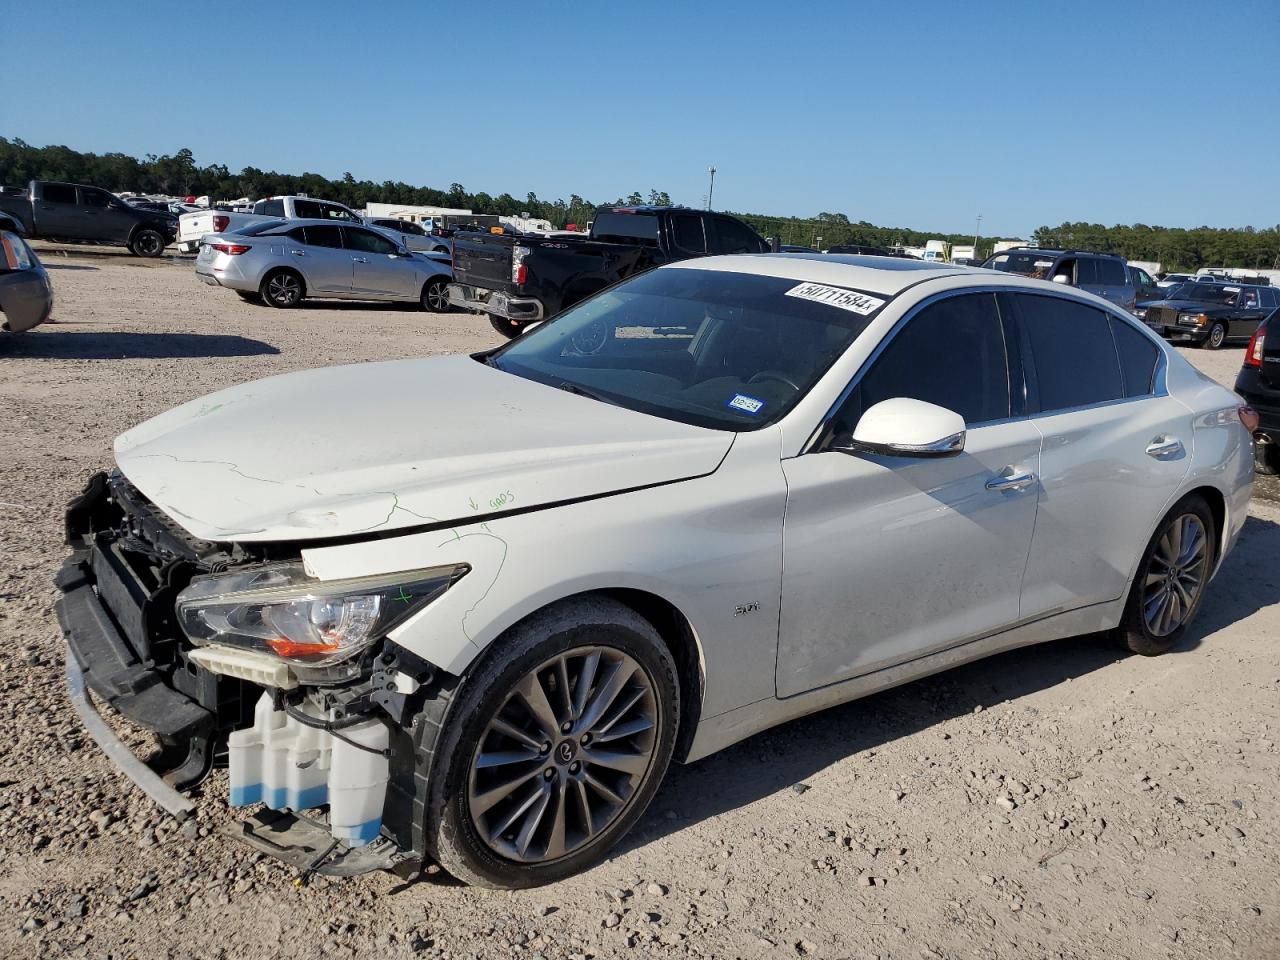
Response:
1,245,1277,960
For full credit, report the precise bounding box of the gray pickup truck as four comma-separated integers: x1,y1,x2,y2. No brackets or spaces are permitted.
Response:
0,180,177,257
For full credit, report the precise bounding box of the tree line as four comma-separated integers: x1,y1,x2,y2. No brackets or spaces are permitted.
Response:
3,137,1276,270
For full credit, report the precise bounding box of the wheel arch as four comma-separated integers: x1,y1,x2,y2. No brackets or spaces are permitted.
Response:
261,265,307,294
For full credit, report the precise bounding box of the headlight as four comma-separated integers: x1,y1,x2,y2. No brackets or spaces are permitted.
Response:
1134,308,1147,319
176,562,467,667
1179,312,1208,325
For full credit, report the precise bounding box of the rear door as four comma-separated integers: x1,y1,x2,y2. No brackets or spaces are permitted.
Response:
1094,257,1133,309
32,182,82,237
1009,292,1191,618
295,224,352,294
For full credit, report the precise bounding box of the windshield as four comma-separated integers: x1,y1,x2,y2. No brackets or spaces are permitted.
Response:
1166,283,1238,304
489,267,886,431
983,251,1057,277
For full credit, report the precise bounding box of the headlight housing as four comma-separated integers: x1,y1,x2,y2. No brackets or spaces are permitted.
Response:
1179,312,1208,326
176,562,467,667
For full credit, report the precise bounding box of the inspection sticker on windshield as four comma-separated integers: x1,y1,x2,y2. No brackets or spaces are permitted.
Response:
785,282,886,316
727,393,765,415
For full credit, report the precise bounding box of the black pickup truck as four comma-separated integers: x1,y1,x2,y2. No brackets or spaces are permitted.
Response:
447,205,771,337
0,180,177,257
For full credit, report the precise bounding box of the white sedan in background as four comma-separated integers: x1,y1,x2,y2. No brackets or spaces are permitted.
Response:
60,255,1254,889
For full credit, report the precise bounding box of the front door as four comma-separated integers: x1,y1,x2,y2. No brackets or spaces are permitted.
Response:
1008,292,1192,616
344,226,419,298
777,291,1041,697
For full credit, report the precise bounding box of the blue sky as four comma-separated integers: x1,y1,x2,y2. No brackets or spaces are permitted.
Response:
7,0,1278,239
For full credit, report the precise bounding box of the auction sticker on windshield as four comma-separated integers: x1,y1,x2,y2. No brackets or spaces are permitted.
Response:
727,393,765,415
785,282,886,316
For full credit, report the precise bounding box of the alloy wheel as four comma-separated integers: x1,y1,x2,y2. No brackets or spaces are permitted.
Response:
1142,513,1208,637
268,274,301,305
136,232,163,256
1209,324,1226,348
466,646,660,864
426,280,450,312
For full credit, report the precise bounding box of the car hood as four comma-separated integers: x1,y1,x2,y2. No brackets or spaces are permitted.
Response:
114,355,733,542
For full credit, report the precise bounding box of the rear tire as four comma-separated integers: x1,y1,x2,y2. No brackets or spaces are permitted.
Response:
129,228,166,258
1204,322,1227,349
424,597,679,888
1115,494,1216,656
421,277,451,313
490,314,526,339
259,269,304,308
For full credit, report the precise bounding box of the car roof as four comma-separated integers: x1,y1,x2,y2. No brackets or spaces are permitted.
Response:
666,253,981,296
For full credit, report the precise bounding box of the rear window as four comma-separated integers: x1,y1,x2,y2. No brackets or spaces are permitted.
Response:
238,221,289,236
256,198,286,217
1109,316,1160,397
292,199,324,219
41,183,77,204
1097,258,1126,285
591,212,659,246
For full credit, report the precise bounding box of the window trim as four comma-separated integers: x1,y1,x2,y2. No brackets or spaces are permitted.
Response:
800,284,1170,455
802,286,1016,454
1006,290,1168,419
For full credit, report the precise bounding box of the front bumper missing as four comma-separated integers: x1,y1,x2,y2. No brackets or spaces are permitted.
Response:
65,646,196,820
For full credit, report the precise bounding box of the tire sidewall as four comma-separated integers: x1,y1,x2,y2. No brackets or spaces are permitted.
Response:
1207,323,1226,349
422,278,450,312
427,602,679,888
1120,494,1217,655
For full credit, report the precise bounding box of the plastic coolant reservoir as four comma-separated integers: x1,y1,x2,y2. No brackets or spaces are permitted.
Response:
228,693,389,846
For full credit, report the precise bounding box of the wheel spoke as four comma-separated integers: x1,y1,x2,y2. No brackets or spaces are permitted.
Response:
583,770,627,806
471,767,541,816
579,660,634,732
584,746,649,777
573,778,595,838
514,671,560,739
515,783,553,856
594,685,646,737
593,714,654,743
490,716,544,751
571,650,600,721
489,780,547,842
555,656,574,724
544,780,569,860
475,748,540,769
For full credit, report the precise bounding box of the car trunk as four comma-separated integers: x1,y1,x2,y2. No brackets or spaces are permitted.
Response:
452,235,517,295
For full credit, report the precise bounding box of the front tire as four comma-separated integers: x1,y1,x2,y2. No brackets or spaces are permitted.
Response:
1204,322,1227,349
259,269,305,308
1115,494,1216,656
424,597,679,888
129,228,166,258
421,277,451,313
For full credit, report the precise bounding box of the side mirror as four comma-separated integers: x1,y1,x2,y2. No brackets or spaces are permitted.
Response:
1051,273,1071,284
834,398,966,458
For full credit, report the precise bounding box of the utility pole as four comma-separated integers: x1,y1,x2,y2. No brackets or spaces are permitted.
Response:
974,214,983,258
706,166,716,210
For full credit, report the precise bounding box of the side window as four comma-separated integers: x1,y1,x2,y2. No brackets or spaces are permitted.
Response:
838,293,1010,431
292,199,324,219
1097,258,1126,285
41,183,77,204
1261,288,1279,309
257,198,286,217
401,221,425,235
1016,294,1123,412
1074,258,1100,285
1109,316,1160,397
81,187,112,208
344,227,396,254
284,226,308,242
303,224,344,248
1241,288,1261,309
0,230,35,271
712,217,766,255
670,214,706,254
324,205,359,221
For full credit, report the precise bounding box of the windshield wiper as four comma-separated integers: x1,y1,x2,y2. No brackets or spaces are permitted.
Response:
556,381,614,405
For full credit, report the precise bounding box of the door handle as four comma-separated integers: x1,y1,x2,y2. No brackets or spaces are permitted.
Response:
351,257,368,263
986,469,1037,492
1145,436,1184,459
289,249,306,256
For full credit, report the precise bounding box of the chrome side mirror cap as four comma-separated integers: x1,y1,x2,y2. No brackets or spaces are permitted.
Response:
835,397,967,458
1051,273,1071,284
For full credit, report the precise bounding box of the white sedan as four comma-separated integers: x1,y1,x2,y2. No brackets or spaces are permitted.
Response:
59,255,1255,888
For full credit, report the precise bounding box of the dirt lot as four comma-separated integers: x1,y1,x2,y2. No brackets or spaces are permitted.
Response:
1,245,1277,960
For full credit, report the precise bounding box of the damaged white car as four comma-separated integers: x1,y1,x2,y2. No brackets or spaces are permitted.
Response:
58,255,1255,887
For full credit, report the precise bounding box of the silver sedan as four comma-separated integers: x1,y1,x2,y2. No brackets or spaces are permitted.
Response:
195,219,454,311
